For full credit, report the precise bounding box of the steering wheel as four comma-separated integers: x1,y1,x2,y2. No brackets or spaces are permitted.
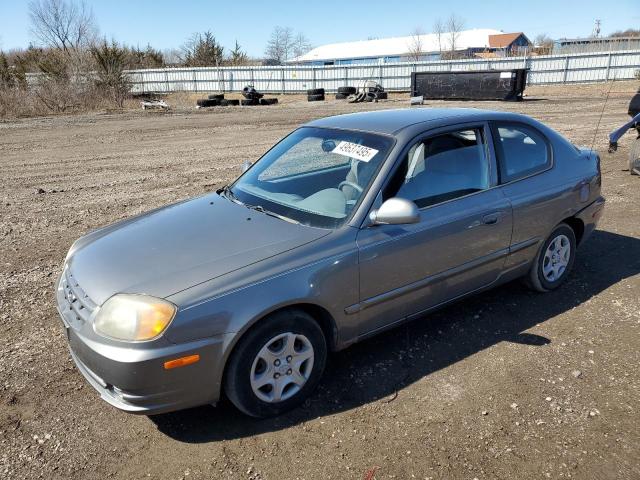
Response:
338,181,363,194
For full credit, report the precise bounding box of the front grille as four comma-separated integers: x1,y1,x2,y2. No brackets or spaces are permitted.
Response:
61,267,97,324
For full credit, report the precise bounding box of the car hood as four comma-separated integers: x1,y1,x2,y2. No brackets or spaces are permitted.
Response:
67,193,330,306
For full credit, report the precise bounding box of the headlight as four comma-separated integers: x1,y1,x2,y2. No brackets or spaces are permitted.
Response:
93,294,176,341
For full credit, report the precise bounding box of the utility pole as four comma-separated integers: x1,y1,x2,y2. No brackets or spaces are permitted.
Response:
592,19,601,38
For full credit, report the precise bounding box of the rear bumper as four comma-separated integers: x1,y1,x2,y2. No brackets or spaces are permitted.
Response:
56,290,232,415
575,196,605,246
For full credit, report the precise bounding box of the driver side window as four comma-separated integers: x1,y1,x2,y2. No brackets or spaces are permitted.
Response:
385,128,490,208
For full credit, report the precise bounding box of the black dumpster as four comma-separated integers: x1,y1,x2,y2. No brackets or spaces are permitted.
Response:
411,69,527,101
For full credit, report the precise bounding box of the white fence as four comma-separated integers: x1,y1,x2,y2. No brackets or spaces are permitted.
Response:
128,49,640,94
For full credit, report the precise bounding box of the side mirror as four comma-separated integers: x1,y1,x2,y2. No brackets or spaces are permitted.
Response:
369,198,420,225
241,160,253,173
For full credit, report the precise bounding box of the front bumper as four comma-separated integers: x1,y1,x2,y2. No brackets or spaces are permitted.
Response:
56,280,232,415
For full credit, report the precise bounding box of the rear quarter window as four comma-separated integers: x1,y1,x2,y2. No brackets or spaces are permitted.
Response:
492,123,552,183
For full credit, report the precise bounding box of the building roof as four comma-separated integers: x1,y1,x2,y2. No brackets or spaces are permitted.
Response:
488,32,528,48
291,29,503,63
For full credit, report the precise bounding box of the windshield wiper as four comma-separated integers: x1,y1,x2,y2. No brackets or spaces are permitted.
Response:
245,203,300,225
219,184,241,204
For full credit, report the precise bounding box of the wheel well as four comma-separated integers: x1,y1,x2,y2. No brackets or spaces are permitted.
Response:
281,303,338,351
562,216,585,244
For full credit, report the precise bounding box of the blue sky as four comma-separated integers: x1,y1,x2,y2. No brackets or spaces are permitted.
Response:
1,0,638,56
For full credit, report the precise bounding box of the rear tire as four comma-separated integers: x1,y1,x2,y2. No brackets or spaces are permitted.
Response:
307,94,325,102
224,309,327,418
527,223,576,292
307,88,325,95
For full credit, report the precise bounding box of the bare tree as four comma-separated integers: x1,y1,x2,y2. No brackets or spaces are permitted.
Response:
447,14,465,54
28,0,97,55
407,27,424,61
433,18,445,55
533,33,554,54
264,26,294,64
292,32,312,60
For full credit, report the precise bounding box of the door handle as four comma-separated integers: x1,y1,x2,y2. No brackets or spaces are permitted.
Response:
482,211,503,225
467,211,505,229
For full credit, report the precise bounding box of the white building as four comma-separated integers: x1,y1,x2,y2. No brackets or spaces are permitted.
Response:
290,29,504,65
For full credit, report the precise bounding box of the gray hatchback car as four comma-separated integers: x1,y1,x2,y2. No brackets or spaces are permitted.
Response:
56,108,605,417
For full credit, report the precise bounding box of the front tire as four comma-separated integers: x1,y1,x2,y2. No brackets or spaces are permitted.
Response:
223,309,327,418
527,223,576,292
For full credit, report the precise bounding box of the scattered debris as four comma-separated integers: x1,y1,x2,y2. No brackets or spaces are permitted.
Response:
141,99,169,110
242,86,277,106
346,81,386,103
410,95,424,106
572,369,583,378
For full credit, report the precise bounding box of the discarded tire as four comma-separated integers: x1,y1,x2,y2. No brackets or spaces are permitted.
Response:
307,88,325,96
335,93,348,100
337,86,357,95
208,93,224,100
347,94,358,103
197,98,220,107
365,92,377,102
225,99,240,106
307,94,325,102
242,86,264,100
241,98,259,106
375,91,388,100
259,98,279,105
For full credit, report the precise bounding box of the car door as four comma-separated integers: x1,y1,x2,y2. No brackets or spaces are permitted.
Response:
489,122,568,271
352,123,513,337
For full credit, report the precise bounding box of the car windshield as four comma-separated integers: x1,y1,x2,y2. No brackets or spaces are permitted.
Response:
227,127,394,228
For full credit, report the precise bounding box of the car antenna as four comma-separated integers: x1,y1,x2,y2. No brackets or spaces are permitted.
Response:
590,73,616,153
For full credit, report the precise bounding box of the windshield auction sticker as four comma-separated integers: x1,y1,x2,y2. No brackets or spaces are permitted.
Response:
332,141,379,162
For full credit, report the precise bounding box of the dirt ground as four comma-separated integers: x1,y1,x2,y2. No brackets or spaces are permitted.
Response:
1,82,639,480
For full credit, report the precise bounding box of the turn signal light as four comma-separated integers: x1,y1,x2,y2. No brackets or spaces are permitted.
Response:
164,354,200,370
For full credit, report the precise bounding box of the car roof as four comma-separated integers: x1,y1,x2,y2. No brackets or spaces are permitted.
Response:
305,108,523,136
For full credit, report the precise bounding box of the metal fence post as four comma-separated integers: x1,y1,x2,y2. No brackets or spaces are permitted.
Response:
281,67,285,94
605,51,613,80
312,68,316,89
344,66,348,87
193,69,197,93
563,56,570,83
